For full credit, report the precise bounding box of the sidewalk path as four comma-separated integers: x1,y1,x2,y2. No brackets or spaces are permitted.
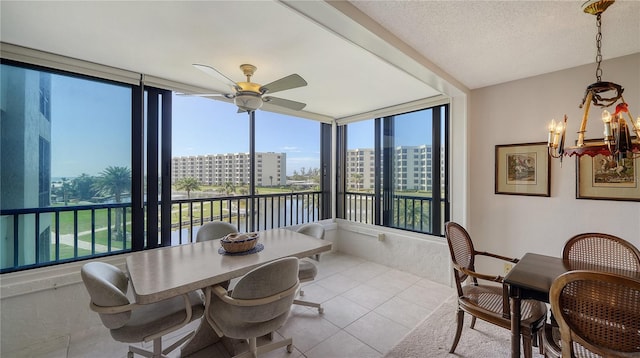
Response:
56,224,128,252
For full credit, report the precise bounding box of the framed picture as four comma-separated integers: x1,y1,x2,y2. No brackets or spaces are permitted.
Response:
495,142,550,196
576,146,640,201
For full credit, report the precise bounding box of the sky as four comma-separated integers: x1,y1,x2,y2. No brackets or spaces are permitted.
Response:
50,73,434,178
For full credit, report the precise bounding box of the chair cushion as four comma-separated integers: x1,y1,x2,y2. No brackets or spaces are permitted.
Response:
460,284,547,329
296,223,325,240
111,291,205,343
196,221,237,242
207,257,299,339
81,262,131,329
298,259,317,282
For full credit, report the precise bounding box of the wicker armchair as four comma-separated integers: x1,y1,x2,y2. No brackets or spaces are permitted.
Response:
549,270,640,358
444,222,547,358
543,233,640,358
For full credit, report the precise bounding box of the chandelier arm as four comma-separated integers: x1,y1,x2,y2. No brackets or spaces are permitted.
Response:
577,91,594,147
620,95,640,134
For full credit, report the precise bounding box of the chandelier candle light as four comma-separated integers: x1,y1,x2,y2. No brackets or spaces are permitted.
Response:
547,0,640,164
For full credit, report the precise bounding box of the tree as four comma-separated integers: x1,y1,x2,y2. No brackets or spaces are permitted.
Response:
351,173,363,190
60,177,72,205
73,173,96,201
174,177,200,199
174,177,200,226
93,166,131,241
223,181,236,196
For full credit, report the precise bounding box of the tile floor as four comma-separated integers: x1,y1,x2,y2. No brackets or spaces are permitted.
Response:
62,252,455,358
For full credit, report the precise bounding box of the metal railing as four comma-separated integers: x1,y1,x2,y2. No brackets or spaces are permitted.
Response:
0,191,322,273
343,191,442,234
171,191,322,245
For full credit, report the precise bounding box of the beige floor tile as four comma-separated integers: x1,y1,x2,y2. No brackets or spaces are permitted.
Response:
304,331,382,358
397,281,456,310
276,308,341,352
345,311,411,354
320,295,370,328
341,283,395,310
341,261,389,282
315,272,363,294
374,296,432,329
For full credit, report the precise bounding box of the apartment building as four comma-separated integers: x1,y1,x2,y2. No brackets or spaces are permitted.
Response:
172,152,286,186
347,145,443,192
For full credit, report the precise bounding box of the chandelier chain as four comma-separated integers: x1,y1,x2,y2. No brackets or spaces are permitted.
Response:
595,13,603,82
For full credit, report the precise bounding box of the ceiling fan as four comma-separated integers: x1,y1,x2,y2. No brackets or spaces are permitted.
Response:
192,63,307,113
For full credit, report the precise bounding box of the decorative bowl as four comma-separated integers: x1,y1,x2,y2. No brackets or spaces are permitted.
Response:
220,232,259,253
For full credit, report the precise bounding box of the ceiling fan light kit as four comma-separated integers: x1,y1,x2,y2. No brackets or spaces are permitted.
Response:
235,92,263,112
193,63,307,113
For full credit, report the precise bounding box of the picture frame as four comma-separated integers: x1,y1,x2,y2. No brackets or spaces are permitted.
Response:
576,142,640,201
495,142,550,197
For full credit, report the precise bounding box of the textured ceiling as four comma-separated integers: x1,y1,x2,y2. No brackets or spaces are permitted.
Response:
1,0,638,121
350,0,640,89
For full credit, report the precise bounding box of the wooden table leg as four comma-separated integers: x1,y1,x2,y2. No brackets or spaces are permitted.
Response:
510,288,522,357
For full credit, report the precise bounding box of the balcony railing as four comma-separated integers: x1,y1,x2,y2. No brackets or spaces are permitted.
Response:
343,191,444,234
0,191,322,273
171,191,322,245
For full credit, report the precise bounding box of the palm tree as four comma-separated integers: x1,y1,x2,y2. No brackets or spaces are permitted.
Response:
93,166,131,241
174,177,200,199
174,177,201,226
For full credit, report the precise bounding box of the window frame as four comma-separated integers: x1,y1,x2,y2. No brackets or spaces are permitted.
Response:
338,104,450,236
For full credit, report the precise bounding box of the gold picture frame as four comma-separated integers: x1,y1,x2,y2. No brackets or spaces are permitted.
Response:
576,146,640,201
495,142,550,197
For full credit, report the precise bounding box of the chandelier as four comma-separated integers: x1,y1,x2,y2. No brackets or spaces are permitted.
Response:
547,0,639,163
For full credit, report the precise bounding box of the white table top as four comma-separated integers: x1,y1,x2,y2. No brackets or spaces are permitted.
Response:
126,228,332,304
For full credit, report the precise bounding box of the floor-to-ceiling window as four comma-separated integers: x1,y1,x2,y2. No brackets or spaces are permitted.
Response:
171,94,327,240
1,61,133,272
338,104,449,236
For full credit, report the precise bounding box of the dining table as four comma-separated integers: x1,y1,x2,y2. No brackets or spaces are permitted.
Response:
125,227,332,357
503,253,567,358
504,252,640,358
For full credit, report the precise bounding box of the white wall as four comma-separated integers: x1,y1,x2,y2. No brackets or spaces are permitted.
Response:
468,53,640,271
335,220,451,286
0,256,125,357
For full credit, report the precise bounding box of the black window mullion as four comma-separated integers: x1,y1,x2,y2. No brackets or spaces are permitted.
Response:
382,116,394,227
131,84,145,251
146,90,159,249
160,90,172,246
320,123,332,220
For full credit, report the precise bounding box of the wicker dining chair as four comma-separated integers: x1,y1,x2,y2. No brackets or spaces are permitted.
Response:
444,222,547,358
543,233,640,358
549,270,640,358
563,233,640,272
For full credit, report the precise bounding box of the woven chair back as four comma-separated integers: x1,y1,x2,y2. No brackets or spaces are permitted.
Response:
550,270,640,357
445,222,476,287
563,233,640,273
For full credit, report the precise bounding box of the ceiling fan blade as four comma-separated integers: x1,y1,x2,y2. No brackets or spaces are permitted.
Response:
176,92,235,100
260,74,307,94
263,96,306,111
193,64,241,91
